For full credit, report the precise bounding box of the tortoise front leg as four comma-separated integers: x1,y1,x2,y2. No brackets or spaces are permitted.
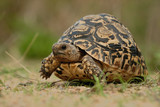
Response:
82,55,104,80
40,53,61,79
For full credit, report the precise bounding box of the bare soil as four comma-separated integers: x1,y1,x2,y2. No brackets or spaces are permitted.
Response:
0,60,160,107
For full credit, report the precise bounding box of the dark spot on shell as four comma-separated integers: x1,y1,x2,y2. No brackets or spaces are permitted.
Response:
112,55,117,64
109,43,122,50
94,30,109,43
111,19,119,23
121,34,128,39
116,34,127,46
105,24,128,46
86,44,97,51
109,35,115,40
76,74,79,77
130,46,141,57
117,52,121,58
62,40,71,43
94,42,110,51
121,55,128,69
91,49,99,55
123,47,128,53
85,19,103,27
128,40,131,45
110,49,117,54
130,61,137,66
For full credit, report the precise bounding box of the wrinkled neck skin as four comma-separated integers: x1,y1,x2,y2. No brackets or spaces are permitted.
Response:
52,42,83,63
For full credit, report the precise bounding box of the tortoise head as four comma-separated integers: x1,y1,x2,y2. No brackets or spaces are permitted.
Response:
52,42,81,62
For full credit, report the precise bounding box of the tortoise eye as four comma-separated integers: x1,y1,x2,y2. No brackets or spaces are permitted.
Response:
61,45,66,50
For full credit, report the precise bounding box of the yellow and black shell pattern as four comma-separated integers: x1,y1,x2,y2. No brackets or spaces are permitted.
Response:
58,13,148,77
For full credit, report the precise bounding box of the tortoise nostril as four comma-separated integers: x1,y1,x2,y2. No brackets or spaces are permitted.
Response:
61,45,66,50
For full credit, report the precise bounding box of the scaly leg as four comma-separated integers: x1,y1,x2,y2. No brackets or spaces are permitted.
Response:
40,53,61,79
82,55,104,80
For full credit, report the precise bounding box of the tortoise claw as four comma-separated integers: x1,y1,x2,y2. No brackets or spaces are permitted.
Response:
39,66,52,79
39,58,52,79
39,53,61,80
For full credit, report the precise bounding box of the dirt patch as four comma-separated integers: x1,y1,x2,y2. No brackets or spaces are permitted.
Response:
0,60,160,107
0,76,160,107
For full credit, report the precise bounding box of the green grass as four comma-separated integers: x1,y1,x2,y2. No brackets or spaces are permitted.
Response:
92,75,105,96
18,33,58,59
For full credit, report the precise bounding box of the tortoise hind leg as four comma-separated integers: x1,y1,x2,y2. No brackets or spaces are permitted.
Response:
82,55,104,80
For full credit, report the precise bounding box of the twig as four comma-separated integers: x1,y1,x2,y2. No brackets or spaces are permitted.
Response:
5,51,32,74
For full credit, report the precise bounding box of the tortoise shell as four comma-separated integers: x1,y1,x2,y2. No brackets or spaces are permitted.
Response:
57,13,147,76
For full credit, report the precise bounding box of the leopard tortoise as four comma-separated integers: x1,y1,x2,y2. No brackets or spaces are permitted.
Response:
40,13,148,82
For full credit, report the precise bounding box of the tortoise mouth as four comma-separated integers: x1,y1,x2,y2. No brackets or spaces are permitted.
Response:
53,52,70,62
53,52,65,56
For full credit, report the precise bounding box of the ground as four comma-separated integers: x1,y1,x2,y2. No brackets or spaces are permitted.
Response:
0,59,160,107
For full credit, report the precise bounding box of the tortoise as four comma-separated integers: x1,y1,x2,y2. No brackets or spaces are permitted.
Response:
40,13,148,82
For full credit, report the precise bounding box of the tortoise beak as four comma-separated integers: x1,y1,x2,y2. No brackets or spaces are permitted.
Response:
52,45,65,56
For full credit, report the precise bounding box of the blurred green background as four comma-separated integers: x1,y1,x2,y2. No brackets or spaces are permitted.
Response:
0,0,160,71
